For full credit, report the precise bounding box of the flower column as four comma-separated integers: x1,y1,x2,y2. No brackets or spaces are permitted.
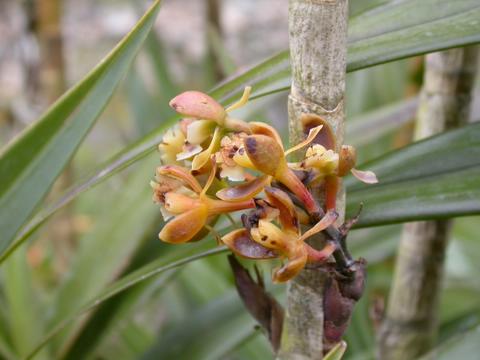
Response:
279,0,349,359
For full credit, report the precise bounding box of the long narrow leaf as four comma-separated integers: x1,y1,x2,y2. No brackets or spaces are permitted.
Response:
25,243,227,359
346,122,480,226
0,0,161,253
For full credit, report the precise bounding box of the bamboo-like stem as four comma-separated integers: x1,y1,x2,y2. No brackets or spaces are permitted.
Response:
279,1,349,358
377,46,479,360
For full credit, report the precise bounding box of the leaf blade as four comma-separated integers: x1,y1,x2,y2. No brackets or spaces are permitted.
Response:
0,0,161,253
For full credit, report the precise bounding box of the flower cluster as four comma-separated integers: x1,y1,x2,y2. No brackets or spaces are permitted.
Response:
151,87,377,282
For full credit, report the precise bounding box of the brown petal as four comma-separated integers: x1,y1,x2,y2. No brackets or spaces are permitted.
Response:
216,175,271,201
228,255,284,352
158,205,208,243
301,113,336,150
222,229,277,259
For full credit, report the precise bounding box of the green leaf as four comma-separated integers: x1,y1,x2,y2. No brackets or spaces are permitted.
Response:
346,122,480,227
24,242,227,359
346,97,417,147
0,0,161,254
3,248,47,359
6,0,480,259
48,156,159,353
140,290,257,360
347,0,480,70
420,324,480,360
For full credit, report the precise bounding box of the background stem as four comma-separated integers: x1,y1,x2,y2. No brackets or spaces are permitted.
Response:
279,0,349,358
377,46,479,360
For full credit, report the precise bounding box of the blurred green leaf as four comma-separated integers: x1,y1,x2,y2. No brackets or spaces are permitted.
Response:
48,157,159,353
420,324,480,359
3,248,47,359
62,269,178,360
9,0,480,262
346,96,417,147
0,0,161,255
348,0,480,69
140,290,258,360
346,122,480,226
25,242,227,359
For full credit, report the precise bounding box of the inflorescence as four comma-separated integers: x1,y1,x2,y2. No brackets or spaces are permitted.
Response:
151,87,377,283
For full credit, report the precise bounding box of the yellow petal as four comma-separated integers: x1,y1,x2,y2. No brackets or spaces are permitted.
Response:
284,125,323,156
192,127,222,171
225,86,251,112
158,205,208,244
186,120,217,145
250,220,290,253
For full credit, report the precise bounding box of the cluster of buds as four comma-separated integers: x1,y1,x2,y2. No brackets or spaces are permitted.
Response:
151,87,377,283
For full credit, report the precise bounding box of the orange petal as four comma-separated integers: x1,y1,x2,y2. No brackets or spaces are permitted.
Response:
284,125,323,156
206,198,255,215
338,145,357,176
273,247,308,283
216,175,271,201
325,175,339,211
298,210,338,243
264,187,298,232
276,168,320,216
351,168,378,184
157,165,202,193
164,192,201,214
249,121,284,150
222,229,277,259
158,205,208,244
244,134,286,176
169,91,226,124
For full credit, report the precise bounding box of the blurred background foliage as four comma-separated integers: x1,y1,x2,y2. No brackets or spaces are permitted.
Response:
0,0,479,359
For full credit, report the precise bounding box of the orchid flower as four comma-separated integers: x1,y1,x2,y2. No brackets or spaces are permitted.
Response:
151,160,255,243
222,187,338,283
168,87,253,171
